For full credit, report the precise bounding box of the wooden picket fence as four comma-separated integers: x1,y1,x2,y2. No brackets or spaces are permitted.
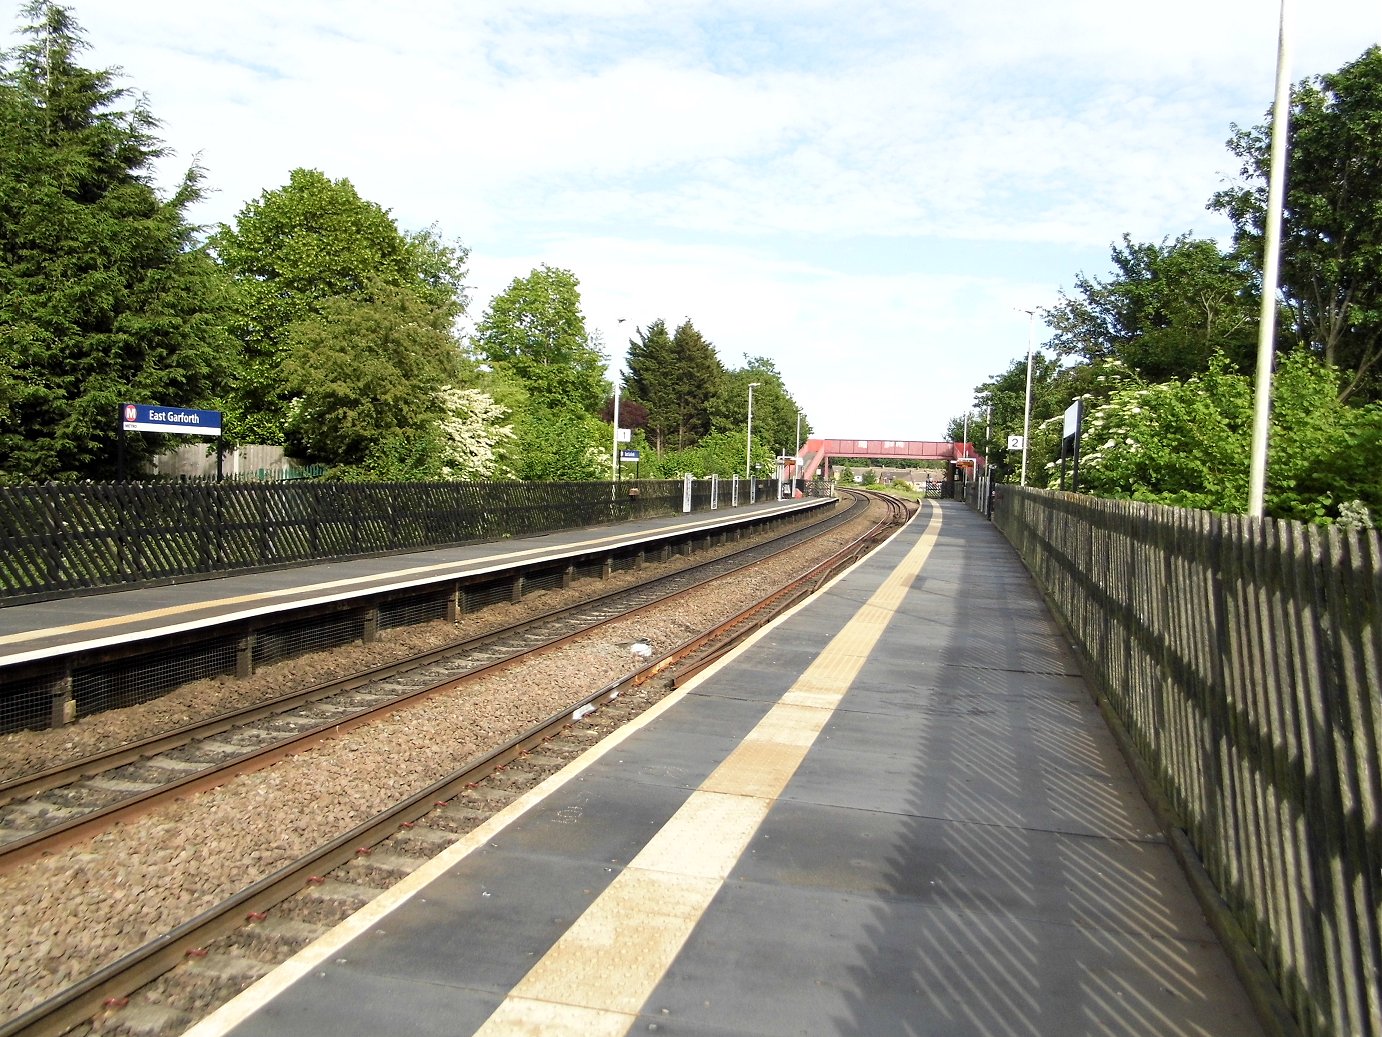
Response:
994,487,1381,1037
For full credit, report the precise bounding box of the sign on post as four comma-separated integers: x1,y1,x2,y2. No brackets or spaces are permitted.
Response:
1007,435,1025,451
122,403,222,436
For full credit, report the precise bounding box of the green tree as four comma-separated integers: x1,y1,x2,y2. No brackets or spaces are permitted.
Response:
662,429,774,479
624,319,674,452
503,404,609,481
624,318,725,453
281,279,465,466
329,386,514,483
708,359,802,462
1067,358,1252,509
211,168,468,442
1213,46,1382,403
471,265,607,415
1070,353,1381,521
970,351,1066,478
1044,234,1257,380
0,1,232,480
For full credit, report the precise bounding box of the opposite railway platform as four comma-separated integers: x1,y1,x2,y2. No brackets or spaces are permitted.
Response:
0,494,827,672
177,498,1267,1037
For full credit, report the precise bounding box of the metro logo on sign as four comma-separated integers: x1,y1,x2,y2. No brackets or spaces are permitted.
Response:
121,403,222,436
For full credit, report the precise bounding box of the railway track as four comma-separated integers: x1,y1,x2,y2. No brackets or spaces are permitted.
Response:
0,490,915,1037
0,493,879,864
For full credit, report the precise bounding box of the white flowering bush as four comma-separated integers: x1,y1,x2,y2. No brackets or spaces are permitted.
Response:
1053,352,1382,522
1337,499,1374,530
434,386,514,480
1059,358,1252,510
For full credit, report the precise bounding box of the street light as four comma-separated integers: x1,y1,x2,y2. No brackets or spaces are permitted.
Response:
746,382,761,479
1016,307,1037,486
610,318,626,484
1247,0,1293,517
794,408,803,488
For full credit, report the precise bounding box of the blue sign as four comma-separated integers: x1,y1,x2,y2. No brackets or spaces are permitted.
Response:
122,403,222,436
619,449,640,462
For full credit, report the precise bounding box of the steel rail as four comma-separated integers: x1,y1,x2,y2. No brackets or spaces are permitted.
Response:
0,493,868,864
1,491,910,1037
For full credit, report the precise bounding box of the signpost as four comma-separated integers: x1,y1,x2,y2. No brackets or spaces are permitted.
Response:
119,403,224,481
1059,400,1084,492
121,404,222,436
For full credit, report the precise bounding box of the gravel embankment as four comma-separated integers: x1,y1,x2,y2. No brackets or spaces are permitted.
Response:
0,500,886,1022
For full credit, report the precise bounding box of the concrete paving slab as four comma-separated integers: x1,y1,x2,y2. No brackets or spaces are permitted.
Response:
639,875,1265,1037
734,797,1207,941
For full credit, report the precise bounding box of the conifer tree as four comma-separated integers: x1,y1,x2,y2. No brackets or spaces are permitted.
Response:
625,318,725,454
0,1,231,480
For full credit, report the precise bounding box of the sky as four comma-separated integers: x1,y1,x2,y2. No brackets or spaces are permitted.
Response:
11,1,1381,441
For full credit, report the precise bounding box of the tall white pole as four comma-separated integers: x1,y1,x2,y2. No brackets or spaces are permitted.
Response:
610,318,626,484
1247,0,1293,518
1019,308,1036,486
746,382,761,478
794,409,802,484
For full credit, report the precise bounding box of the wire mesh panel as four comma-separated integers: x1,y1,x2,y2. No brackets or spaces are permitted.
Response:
572,558,607,581
378,592,451,632
461,579,513,611
72,637,239,719
522,566,567,593
251,610,365,669
0,671,61,734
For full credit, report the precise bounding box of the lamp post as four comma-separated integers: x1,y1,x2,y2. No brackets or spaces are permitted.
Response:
746,382,761,479
610,318,626,484
1247,0,1293,517
1017,307,1037,486
794,409,803,487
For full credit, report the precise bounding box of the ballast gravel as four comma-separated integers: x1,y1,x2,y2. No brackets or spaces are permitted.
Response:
0,499,889,1023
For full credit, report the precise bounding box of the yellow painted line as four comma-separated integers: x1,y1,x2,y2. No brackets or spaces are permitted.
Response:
0,506,813,652
474,504,943,1035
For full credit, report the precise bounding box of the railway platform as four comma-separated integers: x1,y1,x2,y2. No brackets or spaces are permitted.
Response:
183,499,1267,1037
0,495,828,672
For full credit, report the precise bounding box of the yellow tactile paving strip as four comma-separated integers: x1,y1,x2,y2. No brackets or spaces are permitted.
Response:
472,504,943,1035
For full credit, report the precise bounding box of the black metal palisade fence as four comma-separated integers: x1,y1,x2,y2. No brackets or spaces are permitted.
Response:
0,478,780,605
995,486,1381,1037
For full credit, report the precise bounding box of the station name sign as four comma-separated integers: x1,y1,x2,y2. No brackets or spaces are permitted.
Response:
122,403,222,436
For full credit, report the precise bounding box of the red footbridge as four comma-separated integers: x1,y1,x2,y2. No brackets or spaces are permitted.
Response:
785,438,981,484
